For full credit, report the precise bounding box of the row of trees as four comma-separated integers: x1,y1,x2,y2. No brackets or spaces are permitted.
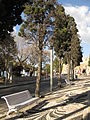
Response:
18,1,82,96
0,0,82,97
53,5,82,87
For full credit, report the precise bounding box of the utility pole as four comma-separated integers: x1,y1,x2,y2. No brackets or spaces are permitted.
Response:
50,48,53,92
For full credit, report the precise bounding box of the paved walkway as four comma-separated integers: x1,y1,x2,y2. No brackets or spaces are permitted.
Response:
0,77,90,120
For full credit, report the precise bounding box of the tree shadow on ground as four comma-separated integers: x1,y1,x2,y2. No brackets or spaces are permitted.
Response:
56,90,90,120
66,90,89,105
27,90,89,120
83,84,90,88
56,105,87,120
6,90,89,120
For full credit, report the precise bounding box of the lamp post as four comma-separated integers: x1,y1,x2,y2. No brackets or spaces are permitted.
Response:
50,45,53,93
44,47,53,93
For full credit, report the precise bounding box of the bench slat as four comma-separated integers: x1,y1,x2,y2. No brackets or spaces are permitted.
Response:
11,97,39,108
1,90,39,115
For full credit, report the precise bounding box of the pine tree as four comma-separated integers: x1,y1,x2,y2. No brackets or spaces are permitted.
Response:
19,0,56,96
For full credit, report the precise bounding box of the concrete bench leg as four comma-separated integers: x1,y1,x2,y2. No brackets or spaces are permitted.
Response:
7,108,17,116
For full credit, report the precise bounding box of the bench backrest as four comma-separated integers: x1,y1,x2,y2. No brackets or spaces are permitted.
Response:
65,79,70,84
1,90,32,107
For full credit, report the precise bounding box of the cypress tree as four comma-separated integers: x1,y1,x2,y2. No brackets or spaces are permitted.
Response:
71,19,82,80
53,5,72,87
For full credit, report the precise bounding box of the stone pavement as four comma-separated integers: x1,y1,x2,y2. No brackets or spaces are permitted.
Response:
0,77,90,120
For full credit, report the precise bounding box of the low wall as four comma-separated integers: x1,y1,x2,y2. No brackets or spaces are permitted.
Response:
13,76,37,84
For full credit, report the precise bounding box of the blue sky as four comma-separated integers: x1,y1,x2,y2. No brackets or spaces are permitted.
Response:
59,0,90,7
14,0,90,57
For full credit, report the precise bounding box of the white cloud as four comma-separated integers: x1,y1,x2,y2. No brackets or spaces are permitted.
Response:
64,5,90,44
13,26,17,33
11,27,17,37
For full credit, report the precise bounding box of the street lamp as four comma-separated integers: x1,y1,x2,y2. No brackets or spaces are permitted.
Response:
49,38,54,92
48,35,54,93
50,48,53,92
44,46,53,93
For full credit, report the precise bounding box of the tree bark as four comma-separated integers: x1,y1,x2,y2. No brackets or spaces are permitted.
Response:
5,60,8,85
35,50,42,97
72,62,74,80
67,60,71,81
4,60,7,85
58,58,62,87
71,60,73,80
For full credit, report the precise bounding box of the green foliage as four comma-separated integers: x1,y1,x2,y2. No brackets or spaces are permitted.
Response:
19,0,56,49
0,0,30,39
44,64,50,75
61,15,83,67
70,19,82,66
53,5,72,59
53,57,59,72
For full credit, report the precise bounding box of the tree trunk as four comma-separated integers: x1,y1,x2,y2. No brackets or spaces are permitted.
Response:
2,70,5,82
5,69,8,85
71,60,73,80
5,61,8,85
58,58,62,87
72,62,74,80
35,50,42,97
0,70,1,77
67,60,71,81
9,65,13,83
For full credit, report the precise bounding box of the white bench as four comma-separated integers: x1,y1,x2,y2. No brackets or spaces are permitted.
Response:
1,90,39,115
65,79,74,85
65,79,71,84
